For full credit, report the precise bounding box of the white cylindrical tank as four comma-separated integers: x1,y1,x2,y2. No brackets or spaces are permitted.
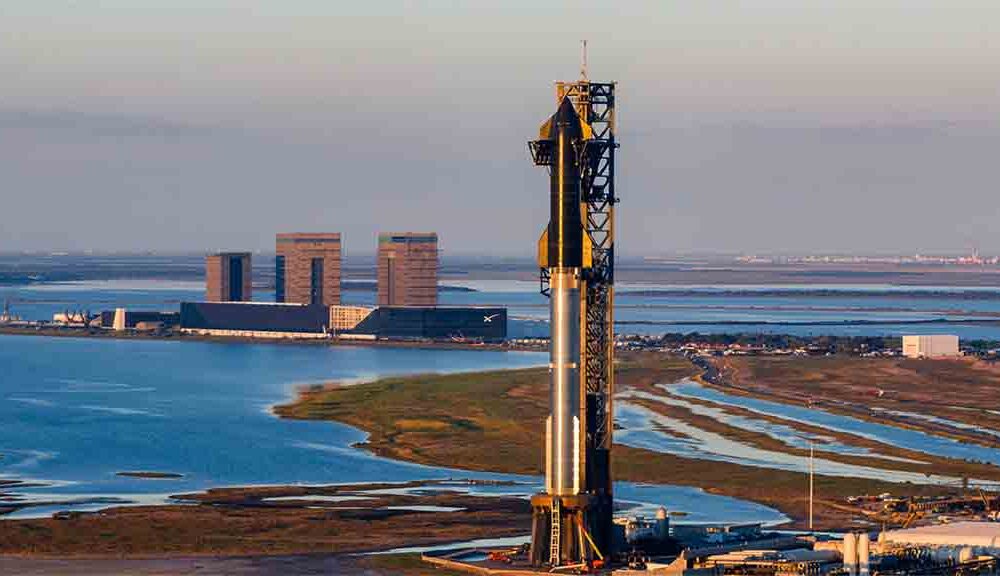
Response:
858,532,870,576
624,519,638,543
113,308,126,331
843,533,858,575
655,507,670,540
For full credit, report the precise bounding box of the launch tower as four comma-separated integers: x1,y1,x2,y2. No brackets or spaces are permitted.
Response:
527,70,618,567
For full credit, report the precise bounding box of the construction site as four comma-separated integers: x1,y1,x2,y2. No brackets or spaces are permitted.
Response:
417,54,1000,576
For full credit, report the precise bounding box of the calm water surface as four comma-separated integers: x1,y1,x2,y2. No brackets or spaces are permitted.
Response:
0,335,786,525
7,279,1000,339
670,381,1000,467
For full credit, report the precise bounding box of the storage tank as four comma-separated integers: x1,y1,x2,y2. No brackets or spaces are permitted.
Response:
655,507,670,540
843,533,858,575
113,308,126,331
858,532,870,576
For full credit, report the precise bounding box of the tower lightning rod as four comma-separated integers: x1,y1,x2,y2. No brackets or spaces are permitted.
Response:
580,40,588,81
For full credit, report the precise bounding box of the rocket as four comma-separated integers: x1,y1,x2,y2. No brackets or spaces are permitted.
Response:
535,97,593,497
529,75,617,567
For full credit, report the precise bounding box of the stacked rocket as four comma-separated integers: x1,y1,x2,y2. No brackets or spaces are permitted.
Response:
528,94,613,567
538,97,592,499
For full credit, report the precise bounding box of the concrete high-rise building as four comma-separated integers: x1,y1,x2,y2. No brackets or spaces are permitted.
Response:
275,233,342,306
205,252,252,302
377,232,438,306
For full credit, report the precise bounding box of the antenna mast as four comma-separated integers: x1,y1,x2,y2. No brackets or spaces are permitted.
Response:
809,440,815,531
580,40,588,81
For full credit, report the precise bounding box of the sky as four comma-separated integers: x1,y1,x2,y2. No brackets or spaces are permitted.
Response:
1,1,998,257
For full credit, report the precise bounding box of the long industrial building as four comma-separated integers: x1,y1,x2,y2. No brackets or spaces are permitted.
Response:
205,252,252,302
275,233,342,305
377,232,438,306
335,305,505,340
180,302,330,338
179,302,505,342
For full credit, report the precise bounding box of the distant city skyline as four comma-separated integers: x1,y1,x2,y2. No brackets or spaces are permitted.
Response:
2,1,998,256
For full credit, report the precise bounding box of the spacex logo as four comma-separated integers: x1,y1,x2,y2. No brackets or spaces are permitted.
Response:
483,313,500,323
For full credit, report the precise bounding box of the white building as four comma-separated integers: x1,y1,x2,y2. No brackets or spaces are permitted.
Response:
884,522,1000,553
902,335,960,358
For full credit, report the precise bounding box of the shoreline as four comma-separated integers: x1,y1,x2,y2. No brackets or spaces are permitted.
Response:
5,348,998,561
0,324,543,353
273,352,1000,531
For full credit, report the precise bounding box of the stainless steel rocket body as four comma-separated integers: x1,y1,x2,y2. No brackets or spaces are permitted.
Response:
537,98,590,498
546,268,581,496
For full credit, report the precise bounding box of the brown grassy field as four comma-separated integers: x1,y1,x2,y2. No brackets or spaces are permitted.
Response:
7,351,996,562
0,483,528,558
274,351,975,530
713,355,1000,444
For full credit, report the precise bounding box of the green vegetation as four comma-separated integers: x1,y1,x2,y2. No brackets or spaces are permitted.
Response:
275,353,698,475
278,365,548,474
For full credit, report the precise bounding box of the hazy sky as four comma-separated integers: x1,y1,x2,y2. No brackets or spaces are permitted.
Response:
1,1,998,256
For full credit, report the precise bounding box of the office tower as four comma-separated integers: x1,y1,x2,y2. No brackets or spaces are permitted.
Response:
275,233,342,305
205,252,252,302
377,233,438,306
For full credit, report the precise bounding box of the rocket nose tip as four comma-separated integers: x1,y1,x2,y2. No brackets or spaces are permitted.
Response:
556,97,579,119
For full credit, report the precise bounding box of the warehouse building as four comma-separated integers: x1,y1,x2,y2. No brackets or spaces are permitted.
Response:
178,302,505,341
205,252,252,302
334,305,506,341
275,233,342,306
377,232,438,306
884,522,1000,553
180,302,329,338
902,334,960,358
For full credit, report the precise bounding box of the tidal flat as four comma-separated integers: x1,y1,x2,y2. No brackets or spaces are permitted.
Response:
275,351,1000,531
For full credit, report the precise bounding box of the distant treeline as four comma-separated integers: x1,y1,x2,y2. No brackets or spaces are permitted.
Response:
647,332,900,352
642,332,1000,354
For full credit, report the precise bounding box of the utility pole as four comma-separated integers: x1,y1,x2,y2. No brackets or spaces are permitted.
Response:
809,440,815,531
